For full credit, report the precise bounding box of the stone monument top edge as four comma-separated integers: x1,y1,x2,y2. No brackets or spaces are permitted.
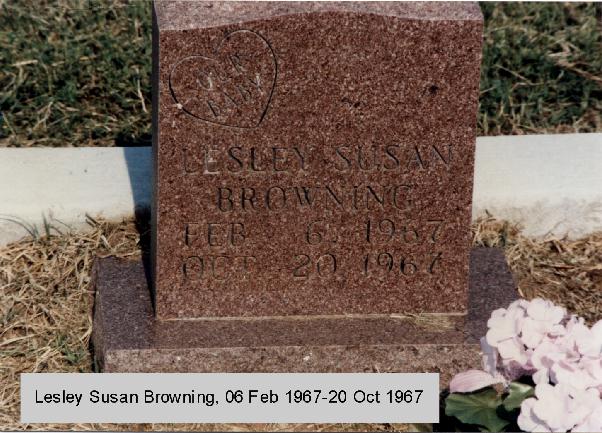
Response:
153,1,482,31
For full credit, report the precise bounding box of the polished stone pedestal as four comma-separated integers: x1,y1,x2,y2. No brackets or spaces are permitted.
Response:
92,247,516,387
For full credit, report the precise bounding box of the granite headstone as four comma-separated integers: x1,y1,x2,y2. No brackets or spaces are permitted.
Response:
153,1,483,320
92,1,517,382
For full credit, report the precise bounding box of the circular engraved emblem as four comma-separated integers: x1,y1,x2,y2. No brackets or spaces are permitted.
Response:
169,30,277,129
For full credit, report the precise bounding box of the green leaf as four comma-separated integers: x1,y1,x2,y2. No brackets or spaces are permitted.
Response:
503,382,535,411
445,389,510,432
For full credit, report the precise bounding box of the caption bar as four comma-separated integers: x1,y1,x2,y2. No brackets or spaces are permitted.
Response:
21,373,439,423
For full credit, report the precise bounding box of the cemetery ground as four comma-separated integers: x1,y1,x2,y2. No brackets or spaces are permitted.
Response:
1,216,601,431
1,2,601,147
0,1,601,432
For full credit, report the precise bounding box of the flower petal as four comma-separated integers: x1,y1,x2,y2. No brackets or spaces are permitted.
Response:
527,298,566,324
521,317,546,349
498,337,528,365
449,370,503,393
518,398,552,432
533,368,549,385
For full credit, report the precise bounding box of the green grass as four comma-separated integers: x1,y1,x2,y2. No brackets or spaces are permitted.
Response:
0,0,152,147
0,1,600,147
480,2,602,135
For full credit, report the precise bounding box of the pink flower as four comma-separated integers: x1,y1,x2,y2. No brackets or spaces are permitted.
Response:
509,298,532,310
497,337,529,365
566,387,602,428
532,368,549,385
570,319,602,357
486,306,525,347
520,299,566,351
449,369,504,393
518,398,552,432
531,383,573,432
521,317,548,348
530,339,566,369
449,298,602,432
520,385,602,432
592,320,602,348
480,336,498,375
526,298,566,325
551,360,596,390
581,356,602,385
572,407,602,432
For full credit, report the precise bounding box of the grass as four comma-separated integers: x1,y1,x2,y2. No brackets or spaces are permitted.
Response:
0,0,152,147
473,216,602,324
1,217,601,431
479,3,602,134
1,2,601,147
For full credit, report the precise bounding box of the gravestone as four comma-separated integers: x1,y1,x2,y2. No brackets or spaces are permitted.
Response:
154,1,480,319
92,1,516,383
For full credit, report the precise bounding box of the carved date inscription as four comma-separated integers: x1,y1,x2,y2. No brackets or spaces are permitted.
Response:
180,218,447,282
176,139,458,283
169,30,277,128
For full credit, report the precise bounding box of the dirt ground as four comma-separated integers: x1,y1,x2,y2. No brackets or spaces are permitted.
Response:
1,216,600,431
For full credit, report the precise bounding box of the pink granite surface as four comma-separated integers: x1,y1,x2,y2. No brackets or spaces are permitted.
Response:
152,1,483,319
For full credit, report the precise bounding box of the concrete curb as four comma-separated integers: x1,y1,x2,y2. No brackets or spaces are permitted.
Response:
0,133,600,246
473,133,602,239
0,147,151,246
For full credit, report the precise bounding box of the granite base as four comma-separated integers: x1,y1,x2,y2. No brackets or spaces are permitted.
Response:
92,247,516,387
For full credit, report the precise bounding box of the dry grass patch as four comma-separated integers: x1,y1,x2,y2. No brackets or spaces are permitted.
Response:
0,219,140,430
1,216,600,431
473,216,602,324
